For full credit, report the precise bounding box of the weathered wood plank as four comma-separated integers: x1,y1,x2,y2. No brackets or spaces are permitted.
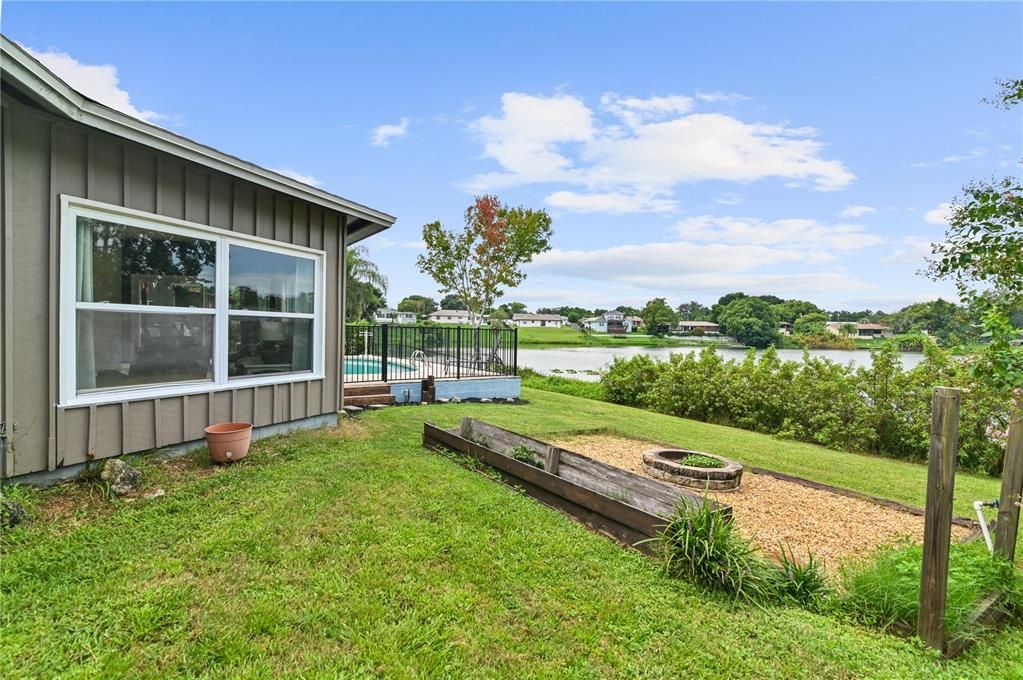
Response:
426,423,689,538
918,386,960,652
995,408,1022,562
545,446,561,476
461,418,708,517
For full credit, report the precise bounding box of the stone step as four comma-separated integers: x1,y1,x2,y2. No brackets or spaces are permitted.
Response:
343,393,395,408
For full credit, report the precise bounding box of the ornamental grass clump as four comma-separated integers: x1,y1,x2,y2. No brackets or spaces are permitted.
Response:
658,500,832,609
657,500,776,604
841,540,1021,641
773,545,829,611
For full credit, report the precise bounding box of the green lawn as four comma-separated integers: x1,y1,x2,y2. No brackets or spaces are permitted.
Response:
2,389,1020,678
517,325,742,349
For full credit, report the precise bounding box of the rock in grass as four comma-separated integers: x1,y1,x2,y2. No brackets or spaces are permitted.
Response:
99,458,144,496
0,498,28,528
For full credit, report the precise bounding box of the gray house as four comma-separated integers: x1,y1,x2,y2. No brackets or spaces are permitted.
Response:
0,37,394,479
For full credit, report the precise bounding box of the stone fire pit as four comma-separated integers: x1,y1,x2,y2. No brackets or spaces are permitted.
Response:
642,448,743,491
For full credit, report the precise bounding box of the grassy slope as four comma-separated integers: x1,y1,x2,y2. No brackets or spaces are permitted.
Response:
1,390,1019,678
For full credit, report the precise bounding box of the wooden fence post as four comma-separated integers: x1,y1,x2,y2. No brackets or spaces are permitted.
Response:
995,408,1022,562
918,386,960,652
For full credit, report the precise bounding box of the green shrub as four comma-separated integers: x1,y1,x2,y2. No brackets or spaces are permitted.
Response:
600,342,1012,473
601,354,659,406
841,540,1021,640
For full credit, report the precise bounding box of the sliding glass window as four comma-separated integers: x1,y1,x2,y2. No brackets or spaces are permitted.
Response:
74,216,216,392
64,202,324,403
228,245,316,378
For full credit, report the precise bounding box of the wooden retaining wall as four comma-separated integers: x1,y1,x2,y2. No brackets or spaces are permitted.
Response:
423,418,728,554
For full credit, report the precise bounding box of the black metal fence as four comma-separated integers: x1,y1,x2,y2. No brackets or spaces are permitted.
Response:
344,324,518,384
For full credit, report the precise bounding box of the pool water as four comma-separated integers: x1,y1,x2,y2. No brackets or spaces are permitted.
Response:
344,356,410,376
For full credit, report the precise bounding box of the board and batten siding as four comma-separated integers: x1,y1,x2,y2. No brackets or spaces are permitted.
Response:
1,95,349,477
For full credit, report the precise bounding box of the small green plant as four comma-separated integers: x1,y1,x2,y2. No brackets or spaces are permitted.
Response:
77,460,117,502
510,445,543,469
772,545,828,611
656,500,776,604
679,454,723,469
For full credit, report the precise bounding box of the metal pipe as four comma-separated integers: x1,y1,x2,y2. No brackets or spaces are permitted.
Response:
974,499,999,554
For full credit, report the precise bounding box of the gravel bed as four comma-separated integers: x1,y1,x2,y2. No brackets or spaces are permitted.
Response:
546,433,972,564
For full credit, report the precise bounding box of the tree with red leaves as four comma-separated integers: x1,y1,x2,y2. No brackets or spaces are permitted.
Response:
417,195,553,327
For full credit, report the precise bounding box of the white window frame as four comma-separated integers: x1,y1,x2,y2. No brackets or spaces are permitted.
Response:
59,195,326,406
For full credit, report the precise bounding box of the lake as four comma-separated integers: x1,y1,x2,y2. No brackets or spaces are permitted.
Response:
518,346,926,381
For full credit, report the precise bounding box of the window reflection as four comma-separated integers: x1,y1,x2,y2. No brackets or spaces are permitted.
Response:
77,310,213,390
229,246,315,313
228,317,313,377
77,216,216,307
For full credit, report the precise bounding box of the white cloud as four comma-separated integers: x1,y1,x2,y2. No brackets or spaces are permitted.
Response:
839,204,876,218
374,237,425,250
371,118,410,147
674,215,885,251
715,192,743,206
913,147,988,168
695,91,749,104
530,242,868,294
22,45,164,122
601,93,694,128
924,202,954,226
532,241,831,285
270,168,322,187
941,147,987,163
468,93,594,189
881,237,934,265
465,91,855,203
545,190,678,214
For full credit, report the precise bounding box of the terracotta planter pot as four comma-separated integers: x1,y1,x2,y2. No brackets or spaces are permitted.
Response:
204,422,253,463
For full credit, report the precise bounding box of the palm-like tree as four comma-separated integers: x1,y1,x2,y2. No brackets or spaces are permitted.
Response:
346,246,388,321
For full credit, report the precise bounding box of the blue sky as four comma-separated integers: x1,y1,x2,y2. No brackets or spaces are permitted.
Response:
6,2,1022,312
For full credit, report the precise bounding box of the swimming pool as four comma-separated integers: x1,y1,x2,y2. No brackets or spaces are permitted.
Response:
344,356,411,376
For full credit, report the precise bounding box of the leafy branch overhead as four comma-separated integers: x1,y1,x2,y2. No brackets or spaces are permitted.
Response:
417,195,553,327
928,77,1023,391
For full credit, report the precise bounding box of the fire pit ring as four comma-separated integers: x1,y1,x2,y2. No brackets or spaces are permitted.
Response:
641,448,743,491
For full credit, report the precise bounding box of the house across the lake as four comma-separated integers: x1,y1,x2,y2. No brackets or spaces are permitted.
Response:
0,36,396,480
674,320,721,335
582,311,633,334
825,321,894,338
425,309,486,324
511,313,566,328
373,308,417,324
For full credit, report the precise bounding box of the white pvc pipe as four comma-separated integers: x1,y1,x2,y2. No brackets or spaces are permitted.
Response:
974,500,994,554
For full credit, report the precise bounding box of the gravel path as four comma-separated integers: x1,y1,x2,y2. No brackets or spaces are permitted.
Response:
546,433,972,564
